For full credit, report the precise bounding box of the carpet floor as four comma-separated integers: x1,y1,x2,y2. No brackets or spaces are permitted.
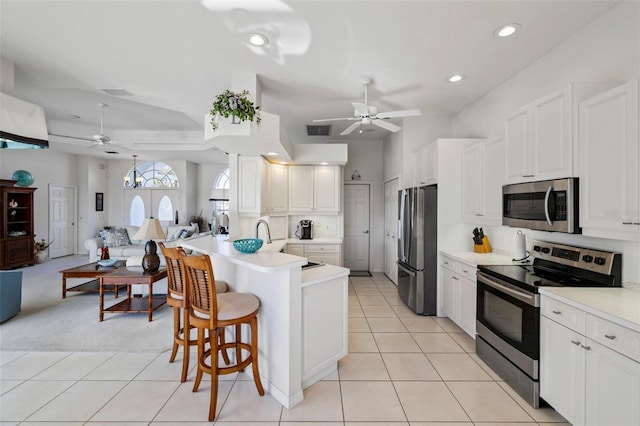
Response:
0,255,173,353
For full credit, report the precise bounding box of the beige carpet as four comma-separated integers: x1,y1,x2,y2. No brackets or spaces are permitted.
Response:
0,255,173,353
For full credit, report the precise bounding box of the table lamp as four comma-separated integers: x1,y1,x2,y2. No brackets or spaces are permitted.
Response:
133,218,167,273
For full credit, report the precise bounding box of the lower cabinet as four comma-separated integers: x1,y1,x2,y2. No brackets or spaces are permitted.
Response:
287,243,342,266
440,255,477,337
540,295,640,426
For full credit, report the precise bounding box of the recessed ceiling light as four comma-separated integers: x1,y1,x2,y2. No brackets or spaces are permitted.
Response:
249,33,269,46
266,152,278,156
320,162,329,165
448,74,464,83
495,23,520,38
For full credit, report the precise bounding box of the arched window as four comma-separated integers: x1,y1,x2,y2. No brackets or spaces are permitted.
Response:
124,160,179,188
211,168,230,233
157,195,173,221
130,195,145,226
215,168,230,190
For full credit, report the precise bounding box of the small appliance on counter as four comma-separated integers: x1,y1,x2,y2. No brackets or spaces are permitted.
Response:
296,220,313,239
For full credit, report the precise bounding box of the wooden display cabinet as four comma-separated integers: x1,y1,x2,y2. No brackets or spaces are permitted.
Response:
1,179,37,269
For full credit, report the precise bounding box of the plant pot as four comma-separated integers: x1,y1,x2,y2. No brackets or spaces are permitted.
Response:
35,251,48,264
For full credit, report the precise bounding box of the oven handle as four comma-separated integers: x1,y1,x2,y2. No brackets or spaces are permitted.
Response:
477,272,539,307
544,185,553,226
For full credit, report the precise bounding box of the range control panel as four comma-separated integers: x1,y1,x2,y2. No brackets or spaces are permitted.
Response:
530,239,620,275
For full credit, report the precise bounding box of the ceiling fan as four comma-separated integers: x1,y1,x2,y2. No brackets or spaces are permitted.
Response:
313,79,422,135
49,103,127,153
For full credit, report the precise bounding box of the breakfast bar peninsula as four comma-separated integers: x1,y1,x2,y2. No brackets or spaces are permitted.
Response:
179,235,349,409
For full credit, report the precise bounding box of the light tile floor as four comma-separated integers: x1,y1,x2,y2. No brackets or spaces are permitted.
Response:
0,266,569,425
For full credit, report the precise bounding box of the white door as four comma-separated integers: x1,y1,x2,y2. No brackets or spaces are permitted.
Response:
123,189,180,227
384,178,399,283
343,183,370,271
49,184,75,258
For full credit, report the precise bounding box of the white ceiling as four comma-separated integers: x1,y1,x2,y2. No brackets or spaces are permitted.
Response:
0,0,618,163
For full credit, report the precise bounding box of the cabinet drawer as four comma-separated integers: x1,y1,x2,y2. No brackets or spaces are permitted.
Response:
304,244,339,253
287,244,304,256
541,296,586,334
586,314,640,362
441,256,459,272
458,263,477,281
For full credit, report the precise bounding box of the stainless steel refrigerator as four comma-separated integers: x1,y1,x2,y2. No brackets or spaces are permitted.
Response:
397,185,437,315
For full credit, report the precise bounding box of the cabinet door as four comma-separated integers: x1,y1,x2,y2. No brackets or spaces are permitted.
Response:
288,166,314,212
461,144,482,221
482,138,505,224
540,316,586,426
441,267,459,322
458,275,476,337
505,107,531,183
287,244,304,256
423,144,437,185
531,89,572,179
268,163,288,213
580,81,640,239
585,339,640,426
313,166,340,212
238,156,266,215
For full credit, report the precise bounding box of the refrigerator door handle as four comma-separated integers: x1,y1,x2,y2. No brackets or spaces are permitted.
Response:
397,261,416,277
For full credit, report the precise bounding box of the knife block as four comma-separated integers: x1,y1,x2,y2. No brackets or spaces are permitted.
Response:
474,236,492,253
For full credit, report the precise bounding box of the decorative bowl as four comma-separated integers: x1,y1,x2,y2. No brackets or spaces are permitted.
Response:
232,238,263,253
97,258,118,267
11,169,34,187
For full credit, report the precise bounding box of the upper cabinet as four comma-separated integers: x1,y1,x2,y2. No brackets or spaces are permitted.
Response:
238,155,268,216
267,163,288,213
289,165,341,213
505,83,620,184
579,80,639,241
414,143,437,186
461,138,504,225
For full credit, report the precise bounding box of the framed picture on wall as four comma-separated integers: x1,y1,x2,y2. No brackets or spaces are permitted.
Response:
96,192,104,211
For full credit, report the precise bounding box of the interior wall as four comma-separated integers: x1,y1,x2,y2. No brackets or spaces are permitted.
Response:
452,1,640,287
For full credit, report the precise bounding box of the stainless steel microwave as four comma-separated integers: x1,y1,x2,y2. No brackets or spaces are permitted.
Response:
502,178,580,233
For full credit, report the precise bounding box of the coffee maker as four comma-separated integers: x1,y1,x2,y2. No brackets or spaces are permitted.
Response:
298,220,313,239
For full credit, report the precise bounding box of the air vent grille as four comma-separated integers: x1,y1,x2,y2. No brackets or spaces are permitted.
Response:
306,124,331,136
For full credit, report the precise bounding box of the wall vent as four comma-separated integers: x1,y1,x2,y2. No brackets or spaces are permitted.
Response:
306,124,331,136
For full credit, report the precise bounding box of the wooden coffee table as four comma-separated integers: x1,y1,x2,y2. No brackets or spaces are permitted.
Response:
60,260,127,298
99,267,167,322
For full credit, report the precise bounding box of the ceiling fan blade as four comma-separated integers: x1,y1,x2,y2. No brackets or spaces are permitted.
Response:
376,109,422,119
313,117,357,122
372,119,402,132
48,133,93,142
340,122,361,136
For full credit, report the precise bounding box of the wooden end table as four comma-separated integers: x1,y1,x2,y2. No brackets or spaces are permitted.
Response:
99,267,167,322
60,260,127,298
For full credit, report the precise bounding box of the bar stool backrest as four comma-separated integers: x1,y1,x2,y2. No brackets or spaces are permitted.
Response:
158,243,187,304
180,253,219,330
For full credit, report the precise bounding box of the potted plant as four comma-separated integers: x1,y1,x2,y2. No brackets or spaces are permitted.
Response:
210,89,261,131
34,237,53,264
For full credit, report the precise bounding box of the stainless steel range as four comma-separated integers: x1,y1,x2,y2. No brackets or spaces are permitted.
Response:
476,239,622,408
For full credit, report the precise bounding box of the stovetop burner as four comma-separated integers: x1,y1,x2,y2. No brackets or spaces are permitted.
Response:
478,239,622,293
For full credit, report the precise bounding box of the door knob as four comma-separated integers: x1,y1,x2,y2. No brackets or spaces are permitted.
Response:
364,230,369,233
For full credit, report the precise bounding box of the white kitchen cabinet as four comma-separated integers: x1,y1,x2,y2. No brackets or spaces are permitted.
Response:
579,80,640,241
286,242,342,266
238,155,268,216
301,274,348,386
505,83,619,184
440,255,476,337
286,243,304,257
540,294,640,426
414,143,437,186
267,163,288,213
289,165,341,213
461,138,504,225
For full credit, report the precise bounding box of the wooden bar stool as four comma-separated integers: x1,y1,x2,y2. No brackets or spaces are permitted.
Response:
159,242,228,382
180,251,264,421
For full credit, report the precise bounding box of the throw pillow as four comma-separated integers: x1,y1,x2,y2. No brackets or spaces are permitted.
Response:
170,228,193,241
99,227,132,247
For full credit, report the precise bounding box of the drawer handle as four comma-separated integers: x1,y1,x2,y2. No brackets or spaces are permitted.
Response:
604,334,617,340
463,270,469,273
552,310,562,315
571,340,581,346
444,261,449,265
622,222,633,225
581,344,591,351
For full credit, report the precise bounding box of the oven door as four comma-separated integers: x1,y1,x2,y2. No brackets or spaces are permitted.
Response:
476,271,540,377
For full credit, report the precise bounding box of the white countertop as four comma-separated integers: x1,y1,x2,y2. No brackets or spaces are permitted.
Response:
539,287,640,332
302,263,350,286
285,238,343,244
440,250,516,267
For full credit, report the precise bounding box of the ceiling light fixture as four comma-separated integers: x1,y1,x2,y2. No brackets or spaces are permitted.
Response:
495,23,521,38
320,162,329,166
448,74,464,83
249,33,269,46
123,154,143,188
267,152,278,156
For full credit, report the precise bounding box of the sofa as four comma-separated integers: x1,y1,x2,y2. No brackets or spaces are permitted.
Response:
84,223,207,262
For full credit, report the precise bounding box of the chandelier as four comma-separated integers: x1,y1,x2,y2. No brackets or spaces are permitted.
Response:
123,154,143,188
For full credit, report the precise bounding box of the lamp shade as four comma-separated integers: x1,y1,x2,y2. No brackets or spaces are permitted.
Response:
209,188,229,200
133,218,167,241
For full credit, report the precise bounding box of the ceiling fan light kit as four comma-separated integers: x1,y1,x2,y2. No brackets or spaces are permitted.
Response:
313,79,421,135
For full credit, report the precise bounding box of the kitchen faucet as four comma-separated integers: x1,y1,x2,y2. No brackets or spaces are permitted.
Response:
255,219,272,244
